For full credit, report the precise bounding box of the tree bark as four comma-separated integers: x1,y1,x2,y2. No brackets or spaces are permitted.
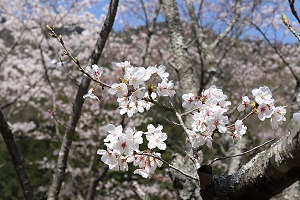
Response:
161,0,200,199
47,0,119,199
161,0,198,96
0,110,34,200
200,123,300,200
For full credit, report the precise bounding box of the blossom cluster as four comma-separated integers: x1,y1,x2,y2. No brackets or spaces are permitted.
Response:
83,64,104,101
84,62,288,178
108,61,175,117
182,85,287,149
97,124,167,178
182,85,241,148
237,86,286,130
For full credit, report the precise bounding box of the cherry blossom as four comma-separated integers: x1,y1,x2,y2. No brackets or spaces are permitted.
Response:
252,86,274,105
156,78,176,97
232,120,247,139
257,103,274,121
237,96,250,112
107,62,176,117
85,64,103,79
108,83,128,98
83,88,100,101
270,106,287,130
182,93,197,108
145,124,167,150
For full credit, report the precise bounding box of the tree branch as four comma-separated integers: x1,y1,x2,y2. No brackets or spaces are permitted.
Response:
200,126,300,200
0,110,34,200
47,1,119,199
288,0,300,24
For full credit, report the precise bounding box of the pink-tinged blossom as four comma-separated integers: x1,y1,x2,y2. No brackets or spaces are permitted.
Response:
97,149,118,169
237,96,250,112
186,129,204,148
124,127,143,151
83,88,100,101
202,133,213,148
146,131,167,150
156,65,169,79
233,120,247,139
130,88,145,102
114,135,134,155
85,64,103,79
252,86,274,105
143,66,157,81
149,152,163,168
132,154,147,168
145,124,167,150
270,106,286,130
116,61,131,69
192,111,207,132
104,124,124,143
143,92,156,110
156,78,176,97
207,111,229,134
119,102,136,117
203,85,227,102
128,68,144,89
108,83,128,98
133,153,163,178
182,93,198,108
197,150,204,164
116,156,129,171
257,103,273,121
134,168,150,178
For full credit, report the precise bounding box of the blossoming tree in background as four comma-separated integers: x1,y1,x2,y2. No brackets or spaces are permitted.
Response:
1,0,300,199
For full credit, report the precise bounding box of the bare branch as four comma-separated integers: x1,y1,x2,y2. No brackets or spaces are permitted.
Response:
252,21,299,81
288,0,300,24
209,0,241,50
200,128,300,200
0,110,34,200
282,13,300,42
47,1,119,199
209,137,276,165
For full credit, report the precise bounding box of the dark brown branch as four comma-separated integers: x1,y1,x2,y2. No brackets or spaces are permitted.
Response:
86,166,109,200
252,21,299,82
0,110,34,200
288,0,300,24
47,1,119,199
200,128,300,200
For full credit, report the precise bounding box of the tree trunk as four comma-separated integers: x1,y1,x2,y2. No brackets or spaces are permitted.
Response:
0,110,34,200
47,0,119,199
200,123,300,200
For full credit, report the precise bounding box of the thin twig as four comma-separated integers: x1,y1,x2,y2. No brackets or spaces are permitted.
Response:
46,26,111,88
181,107,200,116
226,111,254,128
282,13,300,42
208,137,276,165
142,97,175,113
251,21,299,82
185,150,197,164
135,152,199,181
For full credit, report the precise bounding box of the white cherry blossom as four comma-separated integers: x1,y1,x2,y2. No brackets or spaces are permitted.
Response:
270,106,286,130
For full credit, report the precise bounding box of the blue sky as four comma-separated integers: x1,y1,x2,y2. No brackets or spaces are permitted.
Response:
87,0,300,44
